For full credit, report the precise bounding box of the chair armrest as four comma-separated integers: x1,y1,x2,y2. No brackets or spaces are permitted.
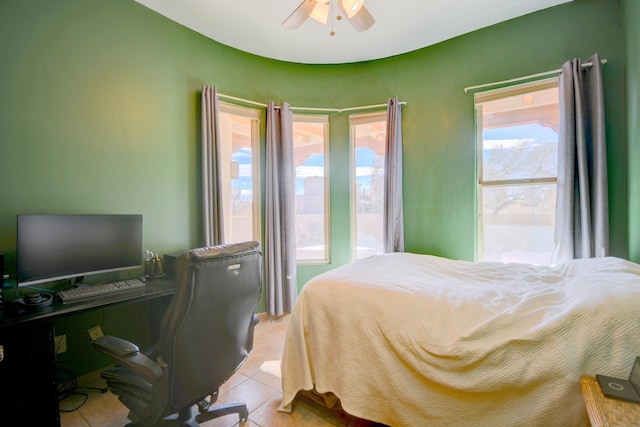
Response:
92,335,139,357
92,335,163,382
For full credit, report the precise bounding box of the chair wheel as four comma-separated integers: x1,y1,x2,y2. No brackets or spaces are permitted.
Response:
196,399,210,413
239,407,249,423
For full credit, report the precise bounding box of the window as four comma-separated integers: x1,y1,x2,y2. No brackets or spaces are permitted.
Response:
218,102,261,243
350,112,387,260
475,79,559,264
293,114,330,263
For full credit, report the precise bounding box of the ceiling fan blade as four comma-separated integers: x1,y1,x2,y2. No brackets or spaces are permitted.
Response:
282,0,318,29
347,5,375,32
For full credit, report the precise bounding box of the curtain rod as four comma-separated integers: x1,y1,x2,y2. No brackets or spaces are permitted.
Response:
463,58,607,94
217,92,406,113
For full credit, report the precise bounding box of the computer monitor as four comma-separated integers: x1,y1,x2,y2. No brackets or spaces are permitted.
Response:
16,214,143,287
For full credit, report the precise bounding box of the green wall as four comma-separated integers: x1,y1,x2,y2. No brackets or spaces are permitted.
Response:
0,0,630,377
622,0,640,262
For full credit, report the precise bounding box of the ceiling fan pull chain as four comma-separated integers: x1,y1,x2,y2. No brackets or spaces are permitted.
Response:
331,0,336,36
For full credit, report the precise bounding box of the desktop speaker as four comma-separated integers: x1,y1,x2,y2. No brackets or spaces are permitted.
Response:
163,252,181,278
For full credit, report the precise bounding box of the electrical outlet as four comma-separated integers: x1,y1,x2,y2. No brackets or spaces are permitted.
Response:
55,335,67,354
88,325,104,341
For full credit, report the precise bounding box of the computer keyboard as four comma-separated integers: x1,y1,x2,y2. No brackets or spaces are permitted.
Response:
57,278,146,303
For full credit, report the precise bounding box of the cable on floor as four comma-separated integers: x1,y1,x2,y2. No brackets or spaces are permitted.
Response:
57,368,107,412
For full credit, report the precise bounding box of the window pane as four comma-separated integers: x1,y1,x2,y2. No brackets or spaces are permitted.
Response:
352,114,386,260
294,117,329,262
482,125,558,181
482,87,559,182
219,105,260,244
482,184,556,264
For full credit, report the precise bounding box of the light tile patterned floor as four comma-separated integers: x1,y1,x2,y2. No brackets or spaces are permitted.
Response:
59,314,379,427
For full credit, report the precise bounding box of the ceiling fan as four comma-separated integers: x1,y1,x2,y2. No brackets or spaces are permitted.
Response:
282,0,375,34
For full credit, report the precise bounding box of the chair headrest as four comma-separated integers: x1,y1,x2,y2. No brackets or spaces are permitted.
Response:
182,241,261,264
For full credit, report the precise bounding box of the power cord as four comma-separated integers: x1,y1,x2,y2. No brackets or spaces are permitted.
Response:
57,368,108,412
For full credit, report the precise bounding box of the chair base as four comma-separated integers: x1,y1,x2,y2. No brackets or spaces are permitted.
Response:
195,402,249,424
125,402,249,426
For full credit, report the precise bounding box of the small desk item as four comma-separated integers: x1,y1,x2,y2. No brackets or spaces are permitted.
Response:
581,376,640,427
16,292,53,307
596,356,640,403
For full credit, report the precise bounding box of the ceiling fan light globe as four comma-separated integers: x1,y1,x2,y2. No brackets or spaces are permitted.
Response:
340,0,365,19
309,2,330,25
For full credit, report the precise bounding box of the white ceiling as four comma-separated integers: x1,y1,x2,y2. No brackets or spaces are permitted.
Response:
134,0,573,65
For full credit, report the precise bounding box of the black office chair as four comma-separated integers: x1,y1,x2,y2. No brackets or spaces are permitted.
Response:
91,241,263,426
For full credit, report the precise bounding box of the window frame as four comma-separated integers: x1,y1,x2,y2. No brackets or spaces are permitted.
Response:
349,110,387,261
474,77,559,263
218,101,262,244
293,113,331,264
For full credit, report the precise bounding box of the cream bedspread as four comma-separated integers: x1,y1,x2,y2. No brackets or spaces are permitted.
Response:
279,253,640,426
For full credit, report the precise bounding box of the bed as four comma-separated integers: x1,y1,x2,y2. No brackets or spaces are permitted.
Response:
279,252,640,426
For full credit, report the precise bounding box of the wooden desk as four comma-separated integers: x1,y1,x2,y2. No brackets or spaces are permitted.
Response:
0,279,174,426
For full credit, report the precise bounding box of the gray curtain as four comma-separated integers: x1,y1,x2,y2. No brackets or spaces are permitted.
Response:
201,85,224,246
265,101,297,315
383,97,404,253
553,53,609,263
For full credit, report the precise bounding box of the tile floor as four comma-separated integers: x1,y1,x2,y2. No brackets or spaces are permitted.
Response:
59,314,381,427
